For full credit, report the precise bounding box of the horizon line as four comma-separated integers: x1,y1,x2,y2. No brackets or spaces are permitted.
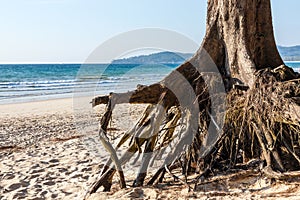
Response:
1,60,300,65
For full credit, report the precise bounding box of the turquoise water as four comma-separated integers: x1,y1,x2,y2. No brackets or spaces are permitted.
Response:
0,64,177,104
0,62,299,104
285,62,300,71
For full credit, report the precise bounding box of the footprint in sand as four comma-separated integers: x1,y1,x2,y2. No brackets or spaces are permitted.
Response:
49,159,59,163
4,173,15,180
31,168,45,174
13,188,28,199
43,181,56,186
8,183,22,191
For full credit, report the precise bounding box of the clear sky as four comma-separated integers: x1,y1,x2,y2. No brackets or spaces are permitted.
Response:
0,0,299,63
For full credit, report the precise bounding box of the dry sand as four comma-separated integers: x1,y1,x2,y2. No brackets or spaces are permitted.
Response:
0,98,74,117
0,97,300,199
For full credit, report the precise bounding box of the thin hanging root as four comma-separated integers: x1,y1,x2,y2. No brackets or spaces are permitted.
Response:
87,95,170,193
158,107,181,148
262,126,285,172
282,138,300,165
100,105,155,176
118,105,155,148
88,117,153,193
92,107,191,192
84,101,123,197
97,100,126,190
147,162,181,186
252,122,272,167
147,109,197,185
98,132,126,189
133,96,167,186
231,92,251,166
147,168,165,186
148,108,181,166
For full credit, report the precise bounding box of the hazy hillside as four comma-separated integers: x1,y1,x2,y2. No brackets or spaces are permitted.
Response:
112,46,300,64
112,52,193,64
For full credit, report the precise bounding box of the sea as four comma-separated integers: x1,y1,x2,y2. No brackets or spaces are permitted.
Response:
0,63,177,104
0,62,299,105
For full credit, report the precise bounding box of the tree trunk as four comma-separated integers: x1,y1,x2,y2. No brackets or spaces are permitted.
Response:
86,0,300,196
194,0,283,86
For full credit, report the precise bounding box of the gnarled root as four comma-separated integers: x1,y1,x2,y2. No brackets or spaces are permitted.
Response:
86,66,300,197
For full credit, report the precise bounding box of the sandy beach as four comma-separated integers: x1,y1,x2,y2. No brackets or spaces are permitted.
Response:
0,97,147,199
1,98,300,200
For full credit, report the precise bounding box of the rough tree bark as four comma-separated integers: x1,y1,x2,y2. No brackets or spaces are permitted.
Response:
195,0,283,86
85,0,300,196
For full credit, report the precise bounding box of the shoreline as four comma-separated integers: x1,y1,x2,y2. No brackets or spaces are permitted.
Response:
0,62,298,107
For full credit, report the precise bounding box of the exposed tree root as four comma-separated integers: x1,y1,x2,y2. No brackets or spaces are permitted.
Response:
85,64,300,198
82,0,300,197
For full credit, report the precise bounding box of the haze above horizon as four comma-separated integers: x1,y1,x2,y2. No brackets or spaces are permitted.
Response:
0,0,300,64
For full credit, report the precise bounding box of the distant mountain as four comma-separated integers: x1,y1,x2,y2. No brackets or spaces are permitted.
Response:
278,45,300,61
112,51,193,64
112,46,300,64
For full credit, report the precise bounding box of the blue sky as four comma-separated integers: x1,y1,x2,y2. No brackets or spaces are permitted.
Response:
0,0,299,63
